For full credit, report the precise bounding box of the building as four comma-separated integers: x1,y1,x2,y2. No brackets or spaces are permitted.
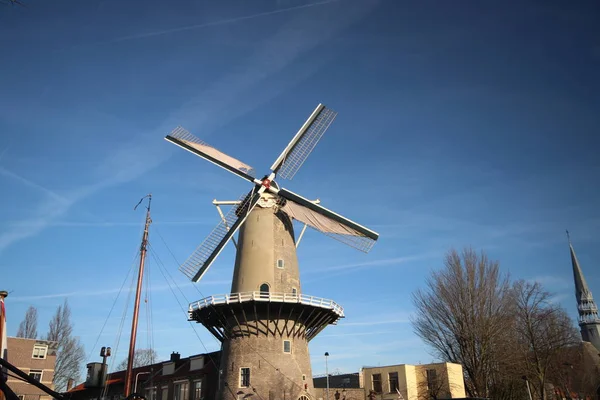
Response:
68,351,219,400
168,104,378,400
313,362,466,400
5,337,58,400
188,195,346,400
567,234,600,352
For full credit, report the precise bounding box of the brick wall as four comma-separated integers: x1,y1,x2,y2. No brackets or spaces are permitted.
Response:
314,388,365,400
6,337,58,399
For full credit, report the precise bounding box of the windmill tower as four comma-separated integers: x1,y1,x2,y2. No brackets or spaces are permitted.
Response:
165,104,379,400
567,231,600,351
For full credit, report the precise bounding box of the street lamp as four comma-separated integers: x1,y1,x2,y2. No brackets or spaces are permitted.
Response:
134,372,150,394
325,352,330,400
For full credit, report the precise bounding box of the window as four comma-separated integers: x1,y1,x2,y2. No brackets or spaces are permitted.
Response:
292,288,297,296
240,367,250,388
283,340,291,353
193,380,202,400
259,283,269,298
32,344,48,359
146,388,157,400
29,370,43,382
372,374,382,393
174,381,188,400
277,259,285,269
426,369,438,391
161,386,168,400
302,375,306,381
389,372,399,393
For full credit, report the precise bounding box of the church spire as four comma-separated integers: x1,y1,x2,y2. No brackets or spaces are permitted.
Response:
567,230,594,305
567,231,600,352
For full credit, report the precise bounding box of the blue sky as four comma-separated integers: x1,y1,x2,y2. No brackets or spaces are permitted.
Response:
1,0,599,379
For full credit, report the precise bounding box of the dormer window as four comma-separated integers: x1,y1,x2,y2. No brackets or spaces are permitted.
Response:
32,344,47,359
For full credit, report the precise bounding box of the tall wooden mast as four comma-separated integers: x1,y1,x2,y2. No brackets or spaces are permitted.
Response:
124,194,152,397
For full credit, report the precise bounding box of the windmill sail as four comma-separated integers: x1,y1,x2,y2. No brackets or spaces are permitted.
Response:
180,189,263,282
271,104,337,180
166,127,256,182
278,188,378,253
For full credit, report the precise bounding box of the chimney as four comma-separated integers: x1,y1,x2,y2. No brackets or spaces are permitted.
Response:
170,352,180,362
67,378,74,391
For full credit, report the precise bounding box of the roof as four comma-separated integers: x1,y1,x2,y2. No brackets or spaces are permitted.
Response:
569,242,593,301
67,351,221,394
69,378,123,392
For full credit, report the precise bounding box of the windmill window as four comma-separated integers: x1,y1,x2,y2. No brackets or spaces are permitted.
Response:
260,283,270,298
240,367,250,387
277,259,285,269
292,288,297,296
283,340,292,353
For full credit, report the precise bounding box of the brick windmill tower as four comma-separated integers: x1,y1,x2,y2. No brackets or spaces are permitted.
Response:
165,104,379,400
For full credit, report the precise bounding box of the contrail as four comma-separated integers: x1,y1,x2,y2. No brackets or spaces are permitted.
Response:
109,0,340,43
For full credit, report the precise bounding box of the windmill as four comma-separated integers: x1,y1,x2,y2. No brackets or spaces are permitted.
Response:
165,104,379,400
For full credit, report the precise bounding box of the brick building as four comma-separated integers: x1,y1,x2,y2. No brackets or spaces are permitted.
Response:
68,351,219,400
313,362,466,400
5,337,58,400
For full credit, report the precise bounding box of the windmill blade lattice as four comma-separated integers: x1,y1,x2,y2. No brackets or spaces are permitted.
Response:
274,105,337,180
179,189,261,282
166,126,256,182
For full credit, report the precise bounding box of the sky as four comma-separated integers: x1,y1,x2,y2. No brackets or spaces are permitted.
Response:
1,0,599,381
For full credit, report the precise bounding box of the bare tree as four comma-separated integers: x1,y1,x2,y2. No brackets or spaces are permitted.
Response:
116,348,158,371
411,248,516,398
46,300,85,392
16,306,38,339
513,281,580,400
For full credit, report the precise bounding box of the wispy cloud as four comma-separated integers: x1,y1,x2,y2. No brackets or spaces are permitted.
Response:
163,0,379,136
303,253,437,283
0,1,377,254
340,315,411,326
2,220,213,228
320,330,395,337
105,0,341,44
307,254,436,274
9,280,229,302
0,166,70,205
